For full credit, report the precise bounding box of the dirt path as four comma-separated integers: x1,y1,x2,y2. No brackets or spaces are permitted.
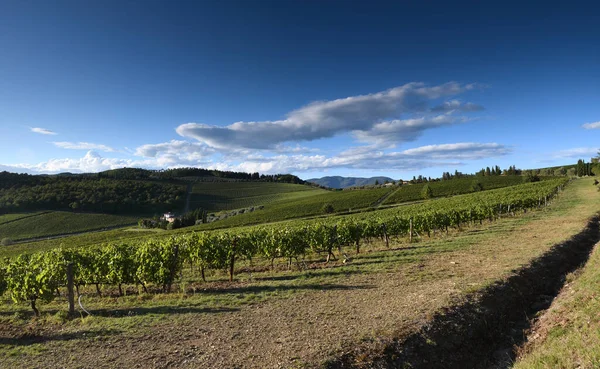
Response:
2,180,598,369
369,186,397,208
0,211,51,226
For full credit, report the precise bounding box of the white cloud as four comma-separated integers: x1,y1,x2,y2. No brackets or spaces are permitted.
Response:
352,114,470,146
53,141,115,152
272,144,321,154
211,142,510,174
134,140,214,167
19,151,136,173
176,82,482,150
4,150,197,174
1,142,511,175
431,99,485,113
0,164,36,174
582,121,600,129
30,127,57,135
553,147,599,159
400,142,511,159
135,140,212,158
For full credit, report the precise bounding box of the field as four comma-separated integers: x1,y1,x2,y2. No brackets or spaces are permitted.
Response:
0,211,138,242
382,175,541,205
0,212,49,225
189,182,325,211
0,178,597,368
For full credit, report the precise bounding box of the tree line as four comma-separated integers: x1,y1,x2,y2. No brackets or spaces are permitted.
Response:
96,167,305,183
0,174,185,214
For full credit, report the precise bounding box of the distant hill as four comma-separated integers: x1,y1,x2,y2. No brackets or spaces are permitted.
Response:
306,176,395,189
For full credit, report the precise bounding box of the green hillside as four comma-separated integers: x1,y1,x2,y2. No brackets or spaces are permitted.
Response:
0,212,137,241
0,212,49,225
189,182,324,211
383,175,544,205
193,186,394,229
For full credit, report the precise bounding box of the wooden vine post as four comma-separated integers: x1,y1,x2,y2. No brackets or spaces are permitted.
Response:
409,218,413,243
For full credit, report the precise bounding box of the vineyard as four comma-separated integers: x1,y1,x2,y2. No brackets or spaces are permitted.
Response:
192,186,396,230
189,182,324,211
0,211,138,241
0,179,568,315
382,175,545,205
1,176,555,255
191,175,549,230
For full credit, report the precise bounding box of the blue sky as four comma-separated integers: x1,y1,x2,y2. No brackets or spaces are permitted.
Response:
1,0,599,180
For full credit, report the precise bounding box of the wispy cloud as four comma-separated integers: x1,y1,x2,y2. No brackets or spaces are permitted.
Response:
212,142,510,174
30,127,57,135
582,121,600,129
352,114,472,146
553,147,599,159
430,99,485,113
177,82,483,150
400,142,510,159
52,141,115,152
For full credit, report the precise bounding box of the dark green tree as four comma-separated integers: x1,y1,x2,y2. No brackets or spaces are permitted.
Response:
576,159,585,177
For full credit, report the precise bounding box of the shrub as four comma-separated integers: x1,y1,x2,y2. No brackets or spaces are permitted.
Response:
322,203,334,214
523,174,540,183
471,181,483,192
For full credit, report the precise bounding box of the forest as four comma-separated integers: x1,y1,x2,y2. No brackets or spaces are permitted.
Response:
0,173,185,214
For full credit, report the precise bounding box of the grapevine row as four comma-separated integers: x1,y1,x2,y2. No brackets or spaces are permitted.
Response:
0,179,568,315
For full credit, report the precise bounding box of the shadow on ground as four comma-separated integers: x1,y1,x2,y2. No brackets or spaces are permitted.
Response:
0,328,122,346
326,216,600,369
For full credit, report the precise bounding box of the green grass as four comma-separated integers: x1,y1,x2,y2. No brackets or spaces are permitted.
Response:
0,212,49,225
514,241,600,368
0,211,138,241
189,182,325,211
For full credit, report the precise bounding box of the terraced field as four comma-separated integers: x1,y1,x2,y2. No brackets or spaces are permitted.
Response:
0,211,138,241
